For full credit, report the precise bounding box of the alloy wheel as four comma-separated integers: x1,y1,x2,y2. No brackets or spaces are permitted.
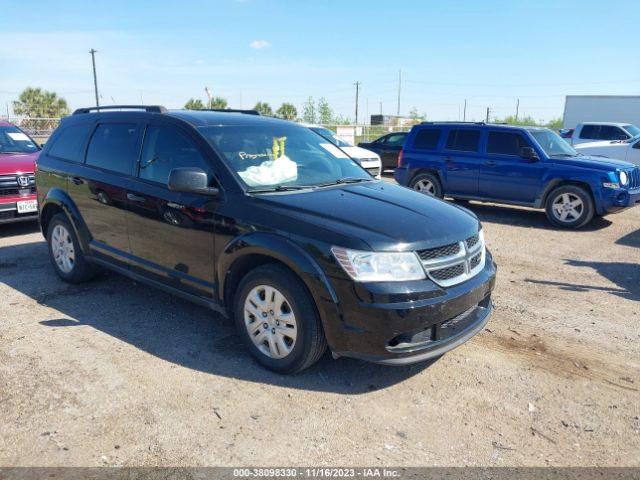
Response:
551,193,584,223
51,224,76,273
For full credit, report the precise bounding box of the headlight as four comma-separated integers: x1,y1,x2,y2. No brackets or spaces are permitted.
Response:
619,171,629,186
331,247,426,282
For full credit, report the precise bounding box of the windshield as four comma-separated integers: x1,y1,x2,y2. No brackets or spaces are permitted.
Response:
0,126,39,154
623,124,640,137
530,129,578,157
199,123,371,190
310,127,352,147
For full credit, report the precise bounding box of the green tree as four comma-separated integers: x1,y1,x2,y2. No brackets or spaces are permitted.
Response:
276,102,298,120
13,87,69,131
253,102,273,116
495,115,538,126
302,97,316,123
545,118,563,130
211,97,228,109
184,98,204,110
317,97,333,124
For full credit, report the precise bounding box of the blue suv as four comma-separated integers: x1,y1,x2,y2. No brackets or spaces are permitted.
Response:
395,122,640,228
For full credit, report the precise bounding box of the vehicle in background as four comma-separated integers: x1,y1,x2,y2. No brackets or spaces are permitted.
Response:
305,125,381,178
563,95,640,131
575,135,640,166
0,121,39,224
395,122,640,229
565,122,640,145
358,132,408,170
36,106,496,373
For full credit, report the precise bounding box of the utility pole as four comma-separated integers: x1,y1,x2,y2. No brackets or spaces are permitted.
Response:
89,49,99,107
463,99,467,122
486,107,491,123
354,81,361,124
204,87,212,109
380,102,382,115
515,98,520,122
397,69,402,116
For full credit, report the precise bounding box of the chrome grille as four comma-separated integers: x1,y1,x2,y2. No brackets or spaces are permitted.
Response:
418,231,486,287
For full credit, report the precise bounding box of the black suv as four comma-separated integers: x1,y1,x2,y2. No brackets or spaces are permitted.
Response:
36,106,496,373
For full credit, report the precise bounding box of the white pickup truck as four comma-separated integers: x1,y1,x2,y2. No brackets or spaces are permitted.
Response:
564,122,640,145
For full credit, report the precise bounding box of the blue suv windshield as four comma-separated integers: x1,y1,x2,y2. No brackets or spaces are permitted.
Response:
530,129,578,157
199,123,371,191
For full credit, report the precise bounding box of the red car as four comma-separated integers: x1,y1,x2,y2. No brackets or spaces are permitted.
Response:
0,121,40,224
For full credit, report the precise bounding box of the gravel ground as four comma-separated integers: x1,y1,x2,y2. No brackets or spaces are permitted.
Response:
1,183,639,467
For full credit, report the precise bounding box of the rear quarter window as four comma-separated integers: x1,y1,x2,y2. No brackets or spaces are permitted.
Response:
412,129,442,150
445,129,481,152
47,123,94,162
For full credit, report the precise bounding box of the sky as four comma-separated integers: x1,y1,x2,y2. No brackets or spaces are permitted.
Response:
1,0,639,123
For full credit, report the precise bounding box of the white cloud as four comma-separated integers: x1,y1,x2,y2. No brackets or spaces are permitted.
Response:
249,40,270,49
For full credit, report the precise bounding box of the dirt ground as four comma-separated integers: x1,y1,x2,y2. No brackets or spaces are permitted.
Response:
1,183,639,467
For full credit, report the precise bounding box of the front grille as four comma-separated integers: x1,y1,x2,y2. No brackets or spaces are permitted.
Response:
430,263,465,281
630,168,640,190
418,231,485,287
419,242,461,260
0,187,36,197
365,167,380,177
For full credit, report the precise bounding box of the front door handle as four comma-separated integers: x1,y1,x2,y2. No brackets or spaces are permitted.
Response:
71,177,84,185
484,160,497,166
127,193,146,203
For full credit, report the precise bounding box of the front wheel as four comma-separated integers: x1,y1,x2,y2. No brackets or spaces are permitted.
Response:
234,264,327,374
544,185,594,229
410,172,443,198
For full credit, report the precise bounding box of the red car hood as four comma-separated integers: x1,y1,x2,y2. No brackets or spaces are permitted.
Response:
0,152,39,175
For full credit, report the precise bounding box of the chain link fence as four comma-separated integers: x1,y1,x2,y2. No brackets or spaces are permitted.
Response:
4,117,61,145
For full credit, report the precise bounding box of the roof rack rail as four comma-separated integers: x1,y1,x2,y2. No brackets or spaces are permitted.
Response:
198,108,261,116
73,105,167,115
420,121,486,125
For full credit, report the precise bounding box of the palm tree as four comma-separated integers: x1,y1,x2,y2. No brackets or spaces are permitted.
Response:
184,98,204,110
210,97,228,109
13,87,69,131
253,102,273,116
276,103,297,120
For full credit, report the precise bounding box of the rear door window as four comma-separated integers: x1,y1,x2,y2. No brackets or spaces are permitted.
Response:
413,129,442,150
85,123,140,175
139,126,210,184
579,125,598,139
48,124,93,162
487,131,532,156
445,129,481,152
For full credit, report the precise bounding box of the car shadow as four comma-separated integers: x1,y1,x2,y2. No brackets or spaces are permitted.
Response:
1,241,432,394
525,259,640,302
0,221,40,238
616,228,640,248
456,201,613,232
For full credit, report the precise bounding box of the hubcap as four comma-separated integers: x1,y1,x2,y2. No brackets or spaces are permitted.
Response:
552,193,584,223
51,224,76,273
244,285,298,359
414,179,436,196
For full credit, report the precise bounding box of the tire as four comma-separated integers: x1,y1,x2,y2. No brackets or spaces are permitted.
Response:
544,185,595,229
234,263,327,374
46,213,97,283
410,172,443,198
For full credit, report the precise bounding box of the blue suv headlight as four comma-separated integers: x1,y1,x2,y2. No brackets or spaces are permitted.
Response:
619,171,629,186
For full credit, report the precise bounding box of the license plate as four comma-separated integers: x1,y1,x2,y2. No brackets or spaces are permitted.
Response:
16,199,38,214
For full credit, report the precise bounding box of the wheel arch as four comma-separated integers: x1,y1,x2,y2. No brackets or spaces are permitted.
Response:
39,188,91,254
539,179,596,209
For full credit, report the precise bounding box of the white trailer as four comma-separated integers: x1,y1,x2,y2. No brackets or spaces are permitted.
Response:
562,95,640,130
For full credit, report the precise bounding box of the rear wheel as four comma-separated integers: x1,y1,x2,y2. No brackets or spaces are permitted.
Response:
544,185,594,229
47,213,97,283
234,264,327,373
410,172,443,198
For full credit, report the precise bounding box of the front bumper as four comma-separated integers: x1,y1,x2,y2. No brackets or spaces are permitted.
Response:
325,251,497,365
597,186,640,214
0,198,39,224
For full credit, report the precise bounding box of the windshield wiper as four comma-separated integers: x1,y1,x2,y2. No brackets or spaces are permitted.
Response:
249,185,315,193
550,153,577,157
314,177,374,187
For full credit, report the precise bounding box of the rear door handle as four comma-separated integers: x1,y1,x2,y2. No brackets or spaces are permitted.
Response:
71,177,84,185
484,160,496,166
443,156,452,162
127,193,146,203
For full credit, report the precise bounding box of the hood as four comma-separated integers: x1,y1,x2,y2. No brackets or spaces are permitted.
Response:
250,182,480,251
550,154,634,171
0,151,39,176
341,145,380,161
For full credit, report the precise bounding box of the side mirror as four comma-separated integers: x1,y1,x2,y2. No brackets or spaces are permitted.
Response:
168,168,219,196
520,147,539,162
